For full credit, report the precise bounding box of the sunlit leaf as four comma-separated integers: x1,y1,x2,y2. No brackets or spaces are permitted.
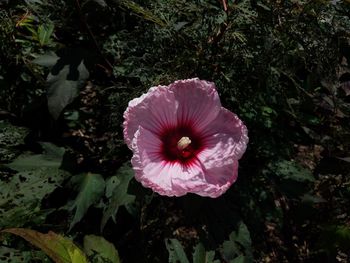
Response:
0,228,88,263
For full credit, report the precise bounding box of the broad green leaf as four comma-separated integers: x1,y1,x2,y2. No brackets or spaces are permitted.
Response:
270,160,315,182
165,239,190,263
33,52,59,67
0,228,88,263
47,60,89,119
69,173,105,230
7,142,65,171
101,164,135,231
1,143,67,228
193,243,218,263
83,235,120,263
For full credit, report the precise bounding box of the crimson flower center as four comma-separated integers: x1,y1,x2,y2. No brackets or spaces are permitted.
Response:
159,124,204,165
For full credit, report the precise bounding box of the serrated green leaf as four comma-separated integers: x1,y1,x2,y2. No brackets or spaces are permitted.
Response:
101,164,135,231
0,228,88,263
69,173,105,230
47,60,89,119
83,235,120,263
165,239,190,263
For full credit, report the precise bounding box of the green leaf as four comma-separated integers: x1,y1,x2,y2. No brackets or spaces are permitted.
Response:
32,52,59,67
0,228,88,263
193,243,218,263
68,173,105,230
221,222,253,263
37,23,54,46
47,60,89,119
101,164,135,231
270,160,315,182
83,235,120,263
7,142,65,171
165,239,190,263
1,143,67,228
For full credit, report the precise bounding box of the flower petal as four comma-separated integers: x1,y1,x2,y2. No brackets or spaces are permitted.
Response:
202,107,248,160
123,86,178,149
131,127,184,196
131,127,211,196
169,78,221,130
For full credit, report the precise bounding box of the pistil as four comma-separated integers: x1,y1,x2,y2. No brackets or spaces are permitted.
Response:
177,136,191,150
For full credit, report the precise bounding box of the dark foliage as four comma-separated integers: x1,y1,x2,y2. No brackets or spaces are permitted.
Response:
1,0,350,262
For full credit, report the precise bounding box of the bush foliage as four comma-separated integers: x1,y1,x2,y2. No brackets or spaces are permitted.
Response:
0,0,350,262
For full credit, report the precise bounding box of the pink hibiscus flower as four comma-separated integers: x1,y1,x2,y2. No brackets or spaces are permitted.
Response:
123,78,248,198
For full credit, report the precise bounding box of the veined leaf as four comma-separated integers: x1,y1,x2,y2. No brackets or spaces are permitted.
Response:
0,228,88,263
101,164,135,231
37,23,54,46
68,173,105,230
84,235,120,263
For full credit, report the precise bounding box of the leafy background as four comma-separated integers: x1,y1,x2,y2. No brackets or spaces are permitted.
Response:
1,0,350,262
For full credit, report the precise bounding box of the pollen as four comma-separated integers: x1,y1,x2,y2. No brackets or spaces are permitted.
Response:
177,136,191,150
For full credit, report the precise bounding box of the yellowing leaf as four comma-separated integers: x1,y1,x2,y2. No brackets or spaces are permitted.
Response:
0,228,88,263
